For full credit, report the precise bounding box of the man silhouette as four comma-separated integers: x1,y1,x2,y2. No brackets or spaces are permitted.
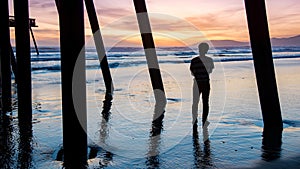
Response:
190,42,214,128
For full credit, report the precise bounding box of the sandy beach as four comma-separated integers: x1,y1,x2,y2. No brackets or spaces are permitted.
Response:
1,0,300,168
2,54,300,168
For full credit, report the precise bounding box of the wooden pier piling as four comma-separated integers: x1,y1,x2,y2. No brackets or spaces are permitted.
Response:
244,0,283,149
14,0,32,123
29,27,39,56
0,0,12,113
10,44,18,82
84,0,113,95
133,0,166,120
58,0,88,167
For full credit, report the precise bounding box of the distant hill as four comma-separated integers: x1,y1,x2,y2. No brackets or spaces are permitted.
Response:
210,40,248,47
210,35,300,47
271,35,300,47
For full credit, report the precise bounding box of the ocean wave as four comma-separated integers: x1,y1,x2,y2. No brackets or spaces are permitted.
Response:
27,46,300,72
173,51,197,56
30,55,300,72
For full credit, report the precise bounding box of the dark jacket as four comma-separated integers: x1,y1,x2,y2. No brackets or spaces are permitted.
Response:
190,56,214,81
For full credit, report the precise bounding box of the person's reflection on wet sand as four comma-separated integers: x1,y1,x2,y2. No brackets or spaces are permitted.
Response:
192,125,213,168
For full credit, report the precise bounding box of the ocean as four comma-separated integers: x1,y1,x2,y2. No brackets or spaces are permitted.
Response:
29,46,300,73
1,46,300,168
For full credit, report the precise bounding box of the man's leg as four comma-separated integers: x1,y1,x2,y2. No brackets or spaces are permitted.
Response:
202,82,210,126
192,80,200,126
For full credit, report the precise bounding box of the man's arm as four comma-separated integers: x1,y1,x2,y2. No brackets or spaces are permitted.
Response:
207,57,214,74
190,59,195,76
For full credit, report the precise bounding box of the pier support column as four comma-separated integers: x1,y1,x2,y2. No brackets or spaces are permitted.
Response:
133,0,166,120
29,27,39,56
58,0,87,167
10,45,18,83
0,0,12,113
84,0,113,96
14,0,32,123
244,0,283,149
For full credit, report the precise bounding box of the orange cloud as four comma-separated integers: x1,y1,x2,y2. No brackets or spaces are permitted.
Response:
9,0,300,47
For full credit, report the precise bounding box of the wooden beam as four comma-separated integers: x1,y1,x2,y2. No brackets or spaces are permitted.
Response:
29,27,39,56
58,0,87,167
14,0,32,122
133,0,166,121
244,0,283,149
0,0,12,112
84,0,113,95
10,44,18,82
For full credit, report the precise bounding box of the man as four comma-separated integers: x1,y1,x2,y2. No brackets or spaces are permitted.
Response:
190,42,214,128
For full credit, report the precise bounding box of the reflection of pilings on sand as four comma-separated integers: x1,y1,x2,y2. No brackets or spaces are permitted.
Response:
87,94,114,167
97,94,114,167
0,115,14,168
80,94,114,167
146,134,161,168
17,121,33,169
146,113,164,168
261,146,281,162
0,114,33,169
146,100,166,168
55,94,114,166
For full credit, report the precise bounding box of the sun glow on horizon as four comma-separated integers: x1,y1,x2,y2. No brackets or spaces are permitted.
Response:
7,0,300,47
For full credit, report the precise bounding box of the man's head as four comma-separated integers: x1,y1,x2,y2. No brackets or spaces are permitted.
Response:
198,42,209,56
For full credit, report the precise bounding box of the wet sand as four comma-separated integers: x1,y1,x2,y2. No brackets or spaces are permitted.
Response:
1,58,300,168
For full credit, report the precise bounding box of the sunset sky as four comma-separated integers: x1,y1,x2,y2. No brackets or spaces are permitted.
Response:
8,0,300,47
